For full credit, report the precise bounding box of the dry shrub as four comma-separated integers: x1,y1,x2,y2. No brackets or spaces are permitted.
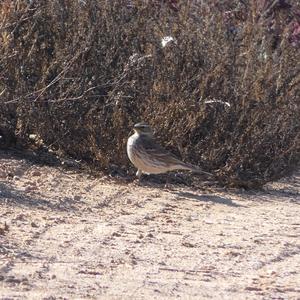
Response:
0,0,299,187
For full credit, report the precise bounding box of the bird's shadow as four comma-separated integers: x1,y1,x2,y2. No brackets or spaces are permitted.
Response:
133,173,194,186
173,191,243,207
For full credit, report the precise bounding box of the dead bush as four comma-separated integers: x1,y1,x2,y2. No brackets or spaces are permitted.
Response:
0,0,299,187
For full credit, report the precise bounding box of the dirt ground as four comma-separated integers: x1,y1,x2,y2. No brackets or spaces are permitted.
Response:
0,150,299,299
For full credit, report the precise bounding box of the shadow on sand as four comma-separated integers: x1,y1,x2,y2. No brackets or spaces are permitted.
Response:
0,182,83,212
174,191,244,207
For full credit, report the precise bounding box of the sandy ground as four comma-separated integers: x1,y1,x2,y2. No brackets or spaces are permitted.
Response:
0,150,299,299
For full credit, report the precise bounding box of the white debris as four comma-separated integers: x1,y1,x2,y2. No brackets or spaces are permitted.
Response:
29,134,37,140
204,100,231,107
161,36,176,48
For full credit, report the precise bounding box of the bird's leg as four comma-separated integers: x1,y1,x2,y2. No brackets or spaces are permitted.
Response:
164,175,174,191
135,170,145,186
134,169,147,186
136,169,143,180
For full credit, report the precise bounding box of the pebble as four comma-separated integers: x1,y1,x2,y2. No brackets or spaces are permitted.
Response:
73,195,81,201
31,222,39,228
25,185,37,192
31,170,42,176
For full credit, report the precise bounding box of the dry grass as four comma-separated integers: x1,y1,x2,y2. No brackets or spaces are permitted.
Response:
0,0,299,187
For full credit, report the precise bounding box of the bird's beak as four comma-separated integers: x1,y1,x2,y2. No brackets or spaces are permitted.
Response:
128,128,135,137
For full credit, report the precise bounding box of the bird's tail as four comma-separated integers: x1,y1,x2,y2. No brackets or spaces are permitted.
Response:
178,162,213,176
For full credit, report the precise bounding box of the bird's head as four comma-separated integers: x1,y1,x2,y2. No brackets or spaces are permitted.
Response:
133,122,153,136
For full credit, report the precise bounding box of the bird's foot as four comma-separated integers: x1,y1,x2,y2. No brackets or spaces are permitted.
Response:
134,178,146,186
163,177,175,191
133,171,147,186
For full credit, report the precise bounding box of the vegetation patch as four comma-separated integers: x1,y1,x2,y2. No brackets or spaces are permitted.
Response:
0,0,299,187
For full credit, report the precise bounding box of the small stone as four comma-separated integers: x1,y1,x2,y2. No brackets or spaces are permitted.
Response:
16,214,26,221
31,170,41,176
112,232,121,237
182,241,196,248
144,214,155,220
31,222,38,228
25,185,37,192
131,259,138,265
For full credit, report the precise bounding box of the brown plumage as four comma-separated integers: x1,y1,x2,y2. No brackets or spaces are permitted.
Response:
127,122,212,178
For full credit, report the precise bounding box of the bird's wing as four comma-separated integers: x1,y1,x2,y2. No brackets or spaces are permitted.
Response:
140,136,186,166
140,136,213,176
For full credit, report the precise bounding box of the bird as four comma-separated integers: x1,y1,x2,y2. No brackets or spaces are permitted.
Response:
127,122,212,179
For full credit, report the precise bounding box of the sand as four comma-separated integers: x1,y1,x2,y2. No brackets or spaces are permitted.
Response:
0,150,299,299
